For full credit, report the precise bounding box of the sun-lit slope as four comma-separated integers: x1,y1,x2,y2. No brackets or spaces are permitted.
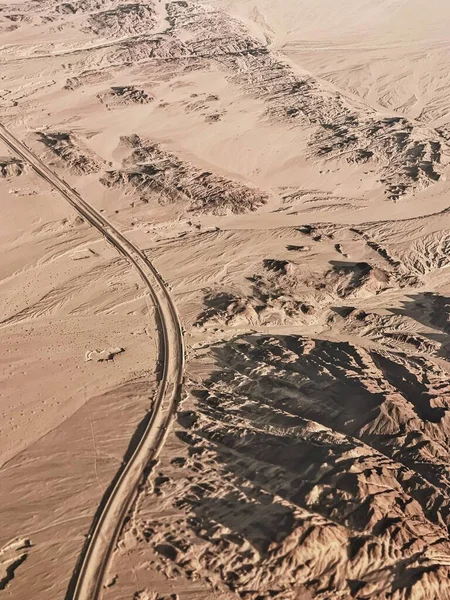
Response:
208,0,450,125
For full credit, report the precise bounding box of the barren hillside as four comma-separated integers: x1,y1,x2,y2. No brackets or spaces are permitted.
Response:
1,0,450,599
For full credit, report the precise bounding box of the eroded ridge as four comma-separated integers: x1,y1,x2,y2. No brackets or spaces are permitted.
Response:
165,1,449,200
101,135,268,214
138,334,450,600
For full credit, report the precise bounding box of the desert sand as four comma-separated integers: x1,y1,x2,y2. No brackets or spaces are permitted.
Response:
2,0,450,598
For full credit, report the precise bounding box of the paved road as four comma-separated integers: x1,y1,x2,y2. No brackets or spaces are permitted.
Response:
0,124,185,600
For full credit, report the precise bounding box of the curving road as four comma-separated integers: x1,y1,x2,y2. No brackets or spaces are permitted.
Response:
0,123,185,599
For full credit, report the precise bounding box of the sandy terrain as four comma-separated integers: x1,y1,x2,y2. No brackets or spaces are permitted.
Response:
2,0,450,598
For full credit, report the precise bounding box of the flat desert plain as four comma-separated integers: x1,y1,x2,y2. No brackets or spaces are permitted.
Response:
2,0,450,599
